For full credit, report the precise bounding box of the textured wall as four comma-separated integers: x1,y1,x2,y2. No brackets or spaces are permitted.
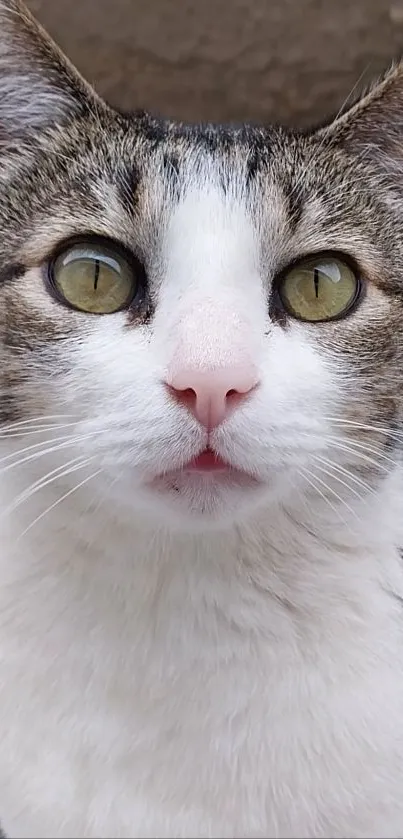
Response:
27,0,403,128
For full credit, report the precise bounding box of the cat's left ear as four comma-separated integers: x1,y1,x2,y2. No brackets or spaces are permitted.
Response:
319,61,403,170
0,0,103,140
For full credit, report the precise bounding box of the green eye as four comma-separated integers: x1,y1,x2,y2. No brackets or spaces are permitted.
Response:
278,255,360,323
50,240,139,314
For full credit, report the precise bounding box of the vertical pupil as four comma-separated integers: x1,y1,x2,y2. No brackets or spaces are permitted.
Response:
313,267,319,299
94,259,100,291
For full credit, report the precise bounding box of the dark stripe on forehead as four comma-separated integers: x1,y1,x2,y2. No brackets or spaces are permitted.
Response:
244,132,274,185
286,184,305,233
162,151,180,181
245,144,262,184
114,163,141,219
161,150,181,202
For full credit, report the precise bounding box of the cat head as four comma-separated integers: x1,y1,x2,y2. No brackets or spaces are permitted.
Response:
1,0,403,531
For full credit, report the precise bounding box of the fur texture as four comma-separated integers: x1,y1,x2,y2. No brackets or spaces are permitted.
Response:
1,1,403,836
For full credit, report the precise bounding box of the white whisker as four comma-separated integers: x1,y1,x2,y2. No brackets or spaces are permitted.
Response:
0,422,80,439
325,417,403,440
298,467,342,520
0,434,79,467
313,460,367,503
3,456,94,519
326,436,398,472
0,430,104,475
300,465,359,521
0,414,77,433
312,454,373,494
16,468,103,542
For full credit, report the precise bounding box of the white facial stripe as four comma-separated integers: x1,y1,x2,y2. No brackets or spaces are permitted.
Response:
155,185,267,375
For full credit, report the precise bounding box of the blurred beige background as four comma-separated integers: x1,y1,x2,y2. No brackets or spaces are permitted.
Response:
26,0,403,128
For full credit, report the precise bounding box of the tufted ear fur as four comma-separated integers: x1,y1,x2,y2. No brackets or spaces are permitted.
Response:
321,61,403,174
0,0,102,140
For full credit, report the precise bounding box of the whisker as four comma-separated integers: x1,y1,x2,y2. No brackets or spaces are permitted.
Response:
313,460,367,503
3,456,94,518
325,436,397,472
298,467,343,520
16,468,103,542
0,422,81,439
324,419,403,457
0,414,77,433
312,454,374,494
0,431,104,475
300,465,359,521
0,434,79,467
324,417,403,440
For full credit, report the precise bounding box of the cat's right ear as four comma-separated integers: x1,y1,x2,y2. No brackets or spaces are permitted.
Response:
319,61,403,172
0,0,103,141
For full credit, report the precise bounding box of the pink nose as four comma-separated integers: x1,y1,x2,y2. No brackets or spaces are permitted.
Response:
166,365,258,430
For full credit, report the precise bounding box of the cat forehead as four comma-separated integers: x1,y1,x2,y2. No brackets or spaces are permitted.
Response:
3,111,313,205
0,116,297,250
0,115,343,230
0,109,386,282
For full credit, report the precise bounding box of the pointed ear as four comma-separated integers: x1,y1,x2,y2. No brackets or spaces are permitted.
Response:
318,62,403,168
0,0,102,139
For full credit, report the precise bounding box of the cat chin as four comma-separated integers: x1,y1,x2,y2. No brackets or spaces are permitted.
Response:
104,468,274,532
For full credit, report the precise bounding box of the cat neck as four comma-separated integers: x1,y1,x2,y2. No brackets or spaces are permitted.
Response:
1,466,402,646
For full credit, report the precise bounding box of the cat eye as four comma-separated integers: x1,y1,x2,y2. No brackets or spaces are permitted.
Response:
49,239,141,314
278,254,360,323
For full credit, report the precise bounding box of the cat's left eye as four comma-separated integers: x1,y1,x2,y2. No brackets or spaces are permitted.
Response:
278,255,360,323
49,239,141,314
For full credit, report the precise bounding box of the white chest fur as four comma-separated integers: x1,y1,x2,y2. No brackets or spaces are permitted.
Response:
1,476,403,839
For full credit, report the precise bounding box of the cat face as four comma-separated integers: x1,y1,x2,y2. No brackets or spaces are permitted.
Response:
1,0,403,530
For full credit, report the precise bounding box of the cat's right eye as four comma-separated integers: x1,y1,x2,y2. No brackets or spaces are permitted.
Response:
48,238,142,314
277,254,361,323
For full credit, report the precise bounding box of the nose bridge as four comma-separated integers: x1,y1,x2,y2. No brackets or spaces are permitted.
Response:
156,183,266,382
170,295,254,374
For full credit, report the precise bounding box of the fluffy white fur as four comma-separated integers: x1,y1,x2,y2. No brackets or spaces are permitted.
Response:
1,180,403,838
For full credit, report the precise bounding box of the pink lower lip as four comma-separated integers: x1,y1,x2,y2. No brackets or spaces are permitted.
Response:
185,449,229,472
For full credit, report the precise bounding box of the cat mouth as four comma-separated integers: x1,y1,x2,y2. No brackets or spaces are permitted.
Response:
144,447,263,515
149,447,259,488
182,448,229,473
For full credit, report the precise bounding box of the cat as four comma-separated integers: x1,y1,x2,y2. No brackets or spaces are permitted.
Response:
1,0,403,836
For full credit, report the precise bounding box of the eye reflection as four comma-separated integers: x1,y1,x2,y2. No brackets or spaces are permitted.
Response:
49,241,139,314
279,255,360,322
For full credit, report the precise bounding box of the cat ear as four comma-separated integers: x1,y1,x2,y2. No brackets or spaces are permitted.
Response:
0,0,102,139
320,62,403,168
